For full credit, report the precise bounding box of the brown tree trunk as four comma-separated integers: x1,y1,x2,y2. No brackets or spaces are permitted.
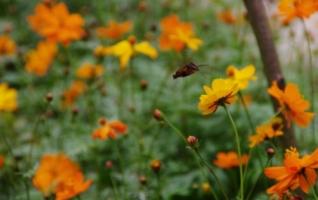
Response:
242,0,296,148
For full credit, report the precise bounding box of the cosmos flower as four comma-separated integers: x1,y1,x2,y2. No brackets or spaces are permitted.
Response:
76,63,104,80
94,36,157,70
0,83,18,112
267,81,314,127
32,153,92,200
213,151,249,169
25,40,57,76
159,14,202,52
62,81,86,107
28,2,85,45
92,118,127,140
278,0,318,24
265,147,318,195
226,64,256,90
249,117,284,148
198,78,239,115
0,35,16,56
217,10,237,25
96,20,132,40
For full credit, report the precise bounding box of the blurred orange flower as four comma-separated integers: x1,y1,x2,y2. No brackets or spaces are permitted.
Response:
268,81,314,127
0,35,16,56
95,36,157,70
159,14,202,52
25,40,57,76
33,153,92,200
96,20,132,40
28,2,85,45
76,63,104,80
62,81,86,107
265,147,318,195
0,83,18,112
92,118,127,140
0,155,4,168
249,117,284,148
278,0,318,24
213,151,249,169
198,78,239,115
217,10,237,25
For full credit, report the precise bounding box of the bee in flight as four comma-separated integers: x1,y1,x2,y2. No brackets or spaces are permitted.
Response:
172,62,199,79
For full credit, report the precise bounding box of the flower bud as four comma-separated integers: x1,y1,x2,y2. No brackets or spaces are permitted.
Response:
266,147,275,157
201,182,211,193
98,117,107,126
140,80,148,91
139,175,147,185
187,135,198,146
150,159,161,173
153,109,162,121
105,160,113,169
45,92,53,102
72,107,79,116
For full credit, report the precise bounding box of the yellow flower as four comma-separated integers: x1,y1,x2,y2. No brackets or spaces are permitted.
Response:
76,63,104,80
0,35,16,56
201,182,212,193
198,78,239,115
94,36,157,70
0,83,18,112
249,117,284,148
226,64,256,90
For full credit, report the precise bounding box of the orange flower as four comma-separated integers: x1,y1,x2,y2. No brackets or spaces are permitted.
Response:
217,10,237,25
25,40,57,76
267,81,314,127
249,117,284,148
62,81,86,107
278,0,318,24
32,153,92,200
92,118,127,140
28,3,85,45
96,20,132,40
0,155,4,168
213,151,249,169
76,63,104,80
0,35,16,56
159,14,202,52
264,147,318,195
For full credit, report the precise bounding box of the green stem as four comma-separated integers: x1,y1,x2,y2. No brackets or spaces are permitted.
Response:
109,173,120,200
238,91,255,133
161,112,229,200
301,19,315,141
223,105,244,200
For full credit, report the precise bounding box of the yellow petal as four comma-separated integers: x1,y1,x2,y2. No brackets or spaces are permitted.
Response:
134,41,158,59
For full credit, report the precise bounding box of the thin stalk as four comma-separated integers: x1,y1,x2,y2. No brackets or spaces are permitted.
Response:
161,112,229,200
301,19,315,142
223,105,244,200
238,91,255,133
109,173,120,200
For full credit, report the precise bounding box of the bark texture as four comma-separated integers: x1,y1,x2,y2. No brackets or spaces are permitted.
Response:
243,0,296,148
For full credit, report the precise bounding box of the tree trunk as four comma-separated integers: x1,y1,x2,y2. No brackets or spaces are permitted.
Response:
243,0,296,148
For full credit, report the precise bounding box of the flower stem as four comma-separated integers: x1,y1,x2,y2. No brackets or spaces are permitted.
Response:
238,91,255,133
161,112,229,200
223,105,244,200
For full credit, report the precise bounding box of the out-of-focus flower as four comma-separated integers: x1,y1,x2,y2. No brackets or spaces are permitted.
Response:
28,2,85,45
217,10,237,25
265,147,318,195
92,118,127,140
0,155,4,169
94,36,157,70
226,64,256,90
213,151,249,169
25,40,57,76
268,81,314,127
198,78,239,115
76,63,104,80
159,14,202,52
249,117,284,147
201,182,212,193
96,20,132,40
0,35,16,56
32,153,92,200
0,83,18,112
62,81,86,107
278,0,318,24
